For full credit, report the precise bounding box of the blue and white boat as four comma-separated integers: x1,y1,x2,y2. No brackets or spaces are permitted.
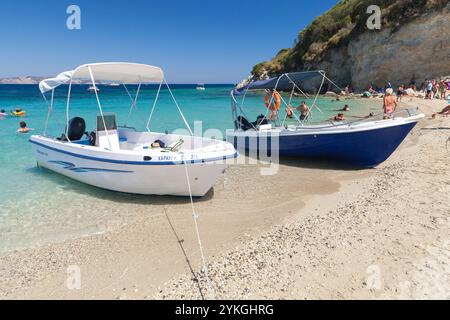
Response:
226,71,424,168
31,62,237,196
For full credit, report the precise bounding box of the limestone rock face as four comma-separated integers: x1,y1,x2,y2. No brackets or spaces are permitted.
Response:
305,5,450,90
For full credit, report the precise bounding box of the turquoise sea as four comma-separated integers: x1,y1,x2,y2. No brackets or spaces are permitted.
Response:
0,84,375,252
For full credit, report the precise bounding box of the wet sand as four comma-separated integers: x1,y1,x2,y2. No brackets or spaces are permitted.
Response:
1,97,449,299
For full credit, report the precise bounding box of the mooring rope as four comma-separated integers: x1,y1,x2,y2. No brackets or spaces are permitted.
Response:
182,154,216,300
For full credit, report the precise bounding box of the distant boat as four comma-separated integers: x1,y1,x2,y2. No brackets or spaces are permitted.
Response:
109,83,120,87
196,83,206,91
87,86,100,93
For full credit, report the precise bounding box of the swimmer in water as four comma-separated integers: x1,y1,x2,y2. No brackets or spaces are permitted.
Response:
331,113,345,122
17,121,32,134
335,104,350,112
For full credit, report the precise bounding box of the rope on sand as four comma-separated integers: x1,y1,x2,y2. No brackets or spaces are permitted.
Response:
182,154,216,300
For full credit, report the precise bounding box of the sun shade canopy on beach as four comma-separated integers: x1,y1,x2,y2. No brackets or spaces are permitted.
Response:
234,71,325,95
39,62,164,94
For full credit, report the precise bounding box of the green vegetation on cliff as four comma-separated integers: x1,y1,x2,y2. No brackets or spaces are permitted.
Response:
252,0,449,79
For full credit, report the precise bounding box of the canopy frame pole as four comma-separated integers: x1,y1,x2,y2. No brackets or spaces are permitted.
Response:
231,89,258,131
122,82,134,102
164,79,194,136
256,74,284,128
282,86,296,127
320,71,345,93
43,89,54,136
240,86,259,130
303,73,326,124
231,90,238,130
261,74,286,128
276,84,303,127
125,80,142,127
285,74,310,99
88,66,112,150
65,79,73,142
146,80,163,133
282,85,304,128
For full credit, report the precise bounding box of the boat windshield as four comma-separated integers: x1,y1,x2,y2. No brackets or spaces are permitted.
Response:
97,114,118,131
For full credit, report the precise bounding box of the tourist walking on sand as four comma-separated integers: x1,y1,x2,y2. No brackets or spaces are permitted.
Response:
432,79,438,99
425,80,433,99
383,88,397,118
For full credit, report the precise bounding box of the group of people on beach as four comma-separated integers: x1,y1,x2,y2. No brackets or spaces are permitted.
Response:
423,79,450,100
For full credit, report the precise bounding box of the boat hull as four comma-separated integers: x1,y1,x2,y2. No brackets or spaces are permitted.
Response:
30,139,229,197
228,119,420,168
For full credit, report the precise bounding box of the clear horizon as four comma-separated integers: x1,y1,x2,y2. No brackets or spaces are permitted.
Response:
0,0,339,83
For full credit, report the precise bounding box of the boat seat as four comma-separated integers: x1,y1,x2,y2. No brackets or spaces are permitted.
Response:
73,139,91,146
161,139,184,152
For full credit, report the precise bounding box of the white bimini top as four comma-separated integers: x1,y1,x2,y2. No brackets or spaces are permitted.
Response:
39,62,164,94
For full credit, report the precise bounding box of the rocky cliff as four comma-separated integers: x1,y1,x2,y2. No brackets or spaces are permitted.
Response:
251,0,450,91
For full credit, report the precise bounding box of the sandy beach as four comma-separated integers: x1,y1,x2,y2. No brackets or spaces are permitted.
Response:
0,97,449,300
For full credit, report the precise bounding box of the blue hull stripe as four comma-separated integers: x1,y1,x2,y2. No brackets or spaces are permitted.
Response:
30,139,238,166
49,161,134,173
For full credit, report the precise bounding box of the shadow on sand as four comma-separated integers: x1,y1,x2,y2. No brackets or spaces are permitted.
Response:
277,156,371,171
242,154,374,171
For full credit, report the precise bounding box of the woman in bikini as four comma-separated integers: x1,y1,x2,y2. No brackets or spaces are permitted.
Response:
383,88,397,118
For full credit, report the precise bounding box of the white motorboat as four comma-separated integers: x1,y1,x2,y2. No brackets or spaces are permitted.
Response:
196,83,206,91
32,62,237,196
87,85,100,93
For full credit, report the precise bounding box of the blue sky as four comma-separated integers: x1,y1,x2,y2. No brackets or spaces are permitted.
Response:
0,0,339,83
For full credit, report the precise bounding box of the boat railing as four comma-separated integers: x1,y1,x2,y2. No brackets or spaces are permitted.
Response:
289,107,420,131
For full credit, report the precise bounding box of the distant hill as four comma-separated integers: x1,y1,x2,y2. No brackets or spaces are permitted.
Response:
251,0,450,90
0,76,45,84
0,77,97,85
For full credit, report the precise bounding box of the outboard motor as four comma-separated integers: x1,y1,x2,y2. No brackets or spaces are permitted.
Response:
253,114,268,127
58,117,86,141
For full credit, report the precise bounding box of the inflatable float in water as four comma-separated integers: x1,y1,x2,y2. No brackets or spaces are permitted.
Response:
10,109,26,117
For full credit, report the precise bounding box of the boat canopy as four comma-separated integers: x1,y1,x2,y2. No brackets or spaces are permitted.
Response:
39,71,74,94
39,62,164,94
234,71,324,95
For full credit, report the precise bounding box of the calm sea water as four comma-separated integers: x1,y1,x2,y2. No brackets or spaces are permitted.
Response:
0,84,374,252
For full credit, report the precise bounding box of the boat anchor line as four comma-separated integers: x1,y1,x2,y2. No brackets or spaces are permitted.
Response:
49,161,134,173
